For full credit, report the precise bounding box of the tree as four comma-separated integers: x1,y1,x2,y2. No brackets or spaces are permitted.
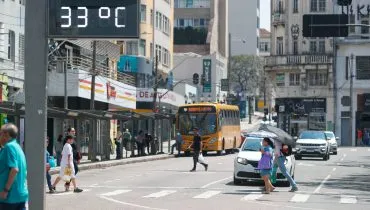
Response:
229,55,264,95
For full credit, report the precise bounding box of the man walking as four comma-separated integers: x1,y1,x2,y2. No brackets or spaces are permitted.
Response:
0,123,28,209
274,141,298,192
189,128,208,172
171,132,184,156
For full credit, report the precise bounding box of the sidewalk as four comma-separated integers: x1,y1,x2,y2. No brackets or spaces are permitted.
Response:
240,112,264,132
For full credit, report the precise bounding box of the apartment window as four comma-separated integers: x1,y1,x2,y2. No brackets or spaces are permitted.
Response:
126,41,138,55
8,30,15,62
150,9,154,25
260,42,269,52
318,40,325,53
277,37,283,55
318,0,326,12
139,39,146,56
308,70,327,86
19,34,25,64
289,73,300,86
163,48,169,66
310,0,318,12
159,13,162,30
276,73,285,86
309,41,317,53
186,0,193,8
293,0,298,13
293,39,298,54
150,43,153,59
356,56,370,80
140,5,147,23
345,56,349,80
361,20,369,34
349,15,355,33
311,0,326,12
175,0,210,8
155,45,162,62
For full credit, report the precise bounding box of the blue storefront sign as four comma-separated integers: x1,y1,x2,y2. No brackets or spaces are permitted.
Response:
118,55,138,73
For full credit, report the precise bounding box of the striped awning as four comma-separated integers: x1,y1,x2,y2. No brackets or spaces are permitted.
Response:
67,40,120,60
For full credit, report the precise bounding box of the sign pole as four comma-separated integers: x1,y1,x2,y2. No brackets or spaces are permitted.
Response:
25,0,48,209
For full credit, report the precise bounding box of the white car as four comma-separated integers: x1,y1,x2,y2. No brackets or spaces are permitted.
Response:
295,131,331,161
324,131,339,155
234,132,296,186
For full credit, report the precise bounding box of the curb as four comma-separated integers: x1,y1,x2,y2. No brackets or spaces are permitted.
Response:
49,154,174,175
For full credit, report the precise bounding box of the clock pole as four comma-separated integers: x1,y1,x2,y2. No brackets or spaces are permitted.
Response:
25,0,48,209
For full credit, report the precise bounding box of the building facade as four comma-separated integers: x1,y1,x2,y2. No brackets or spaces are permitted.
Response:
265,0,335,136
228,0,260,56
259,29,271,57
334,0,370,146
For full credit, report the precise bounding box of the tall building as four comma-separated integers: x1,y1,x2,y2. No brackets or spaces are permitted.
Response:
265,0,335,136
228,0,260,56
172,0,228,102
334,0,370,146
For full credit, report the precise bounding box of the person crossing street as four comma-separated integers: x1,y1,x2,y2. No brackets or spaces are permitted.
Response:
189,128,208,172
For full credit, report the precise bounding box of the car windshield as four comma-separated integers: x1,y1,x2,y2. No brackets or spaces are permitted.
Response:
178,113,217,135
325,132,335,138
299,131,326,140
242,137,262,151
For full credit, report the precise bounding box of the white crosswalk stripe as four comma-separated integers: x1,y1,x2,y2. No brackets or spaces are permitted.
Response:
340,195,357,204
350,148,357,152
101,190,132,196
241,193,263,201
193,191,221,199
290,194,310,203
143,190,177,198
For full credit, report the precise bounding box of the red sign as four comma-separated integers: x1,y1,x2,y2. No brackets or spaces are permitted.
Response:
106,82,117,100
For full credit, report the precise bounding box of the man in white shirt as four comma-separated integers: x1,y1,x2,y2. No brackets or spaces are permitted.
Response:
274,141,298,192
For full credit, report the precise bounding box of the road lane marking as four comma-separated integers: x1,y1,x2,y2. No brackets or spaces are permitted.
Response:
340,195,357,204
100,196,168,210
51,189,91,196
298,163,314,167
104,180,114,183
332,168,337,172
368,148,370,152
241,193,263,201
201,176,232,188
100,190,132,196
193,190,221,199
340,158,344,161
350,148,357,152
290,194,310,203
143,190,176,198
314,174,331,194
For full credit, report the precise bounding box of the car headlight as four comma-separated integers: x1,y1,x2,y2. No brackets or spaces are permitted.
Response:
237,157,248,165
330,142,337,146
320,143,327,147
209,137,217,144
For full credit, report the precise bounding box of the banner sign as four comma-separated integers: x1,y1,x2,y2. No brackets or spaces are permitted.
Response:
203,59,212,93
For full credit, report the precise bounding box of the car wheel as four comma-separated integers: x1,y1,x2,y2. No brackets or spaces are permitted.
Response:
323,153,329,161
216,150,222,156
295,155,302,160
234,176,242,185
333,151,338,155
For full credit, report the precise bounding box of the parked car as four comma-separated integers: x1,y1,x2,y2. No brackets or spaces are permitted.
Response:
324,131,339,155
234,131,296,186
295,131,331,161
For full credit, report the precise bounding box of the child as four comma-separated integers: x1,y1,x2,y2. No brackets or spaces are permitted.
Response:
257,137,275,194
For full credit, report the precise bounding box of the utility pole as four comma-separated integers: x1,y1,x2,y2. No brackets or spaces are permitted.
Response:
25,0,48,209
152,54,159,152
227,33,231,104
350,54,354,146
263,68,267,121
89,40,97,161
64,61,68,109
248,96,252,124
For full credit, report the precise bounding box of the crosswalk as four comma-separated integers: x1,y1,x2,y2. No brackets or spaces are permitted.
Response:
93,189,363,205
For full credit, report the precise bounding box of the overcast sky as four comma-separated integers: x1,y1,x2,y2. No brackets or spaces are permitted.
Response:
260,0,271,31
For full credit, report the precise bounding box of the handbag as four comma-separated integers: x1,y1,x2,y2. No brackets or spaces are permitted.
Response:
198,154,206,164
48,156,56,168
62,167,72,181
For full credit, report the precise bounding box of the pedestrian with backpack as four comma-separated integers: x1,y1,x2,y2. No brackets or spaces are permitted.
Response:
274,140,298,192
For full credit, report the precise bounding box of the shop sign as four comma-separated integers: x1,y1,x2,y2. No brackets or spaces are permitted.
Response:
340,0,370,20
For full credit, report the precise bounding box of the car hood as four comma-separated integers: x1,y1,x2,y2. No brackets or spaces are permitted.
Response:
237,151,262,161
297,139,327,144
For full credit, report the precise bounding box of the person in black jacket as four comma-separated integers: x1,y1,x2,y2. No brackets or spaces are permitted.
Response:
64,128,81,191
188,128,208,172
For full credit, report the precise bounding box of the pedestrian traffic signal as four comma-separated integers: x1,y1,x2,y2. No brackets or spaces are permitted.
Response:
337,0,352,6
193,73,199,85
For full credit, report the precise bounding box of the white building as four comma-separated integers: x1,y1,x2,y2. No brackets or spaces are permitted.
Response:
259,29,271,57
265,0,335,136
0,0,25,98
228,0,260,56
334,0,370,146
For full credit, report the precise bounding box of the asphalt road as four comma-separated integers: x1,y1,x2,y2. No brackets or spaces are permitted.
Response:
46,147,370,210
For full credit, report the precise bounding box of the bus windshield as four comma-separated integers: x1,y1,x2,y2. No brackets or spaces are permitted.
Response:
178,113,217,135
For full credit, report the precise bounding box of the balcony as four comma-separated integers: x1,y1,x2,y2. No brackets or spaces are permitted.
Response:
265,54,333,67
49,55,136,86
272,13,285,26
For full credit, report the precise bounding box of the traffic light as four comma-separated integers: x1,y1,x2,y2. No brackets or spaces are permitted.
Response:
201,74,205,86
337,0,352,6
193,73,199,85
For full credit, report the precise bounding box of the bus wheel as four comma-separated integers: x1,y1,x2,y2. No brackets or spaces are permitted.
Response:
202,151,208,156
184,151,190,157
216,150,222,156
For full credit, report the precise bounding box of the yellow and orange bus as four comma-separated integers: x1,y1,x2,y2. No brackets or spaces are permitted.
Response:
176,103,241,156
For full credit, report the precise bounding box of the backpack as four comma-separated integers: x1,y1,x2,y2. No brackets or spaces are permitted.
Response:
280,144,292,156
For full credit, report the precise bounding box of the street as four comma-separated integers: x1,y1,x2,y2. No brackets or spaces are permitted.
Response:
46,147,370,210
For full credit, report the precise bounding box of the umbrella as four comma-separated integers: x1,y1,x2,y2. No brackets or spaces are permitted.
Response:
258,124,295,146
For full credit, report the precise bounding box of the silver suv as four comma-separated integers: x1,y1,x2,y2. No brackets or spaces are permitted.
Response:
295,131,331,161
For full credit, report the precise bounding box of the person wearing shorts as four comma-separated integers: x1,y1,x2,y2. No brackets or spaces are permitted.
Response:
51,135,82,193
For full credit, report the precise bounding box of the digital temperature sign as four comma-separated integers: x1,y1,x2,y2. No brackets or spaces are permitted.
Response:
48,0,140,38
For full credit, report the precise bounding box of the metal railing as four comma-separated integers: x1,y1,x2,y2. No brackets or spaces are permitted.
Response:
49,55,136,86
265,54,333,67
272,13,285,25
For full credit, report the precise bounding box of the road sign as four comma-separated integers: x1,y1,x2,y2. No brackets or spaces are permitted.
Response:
303,14,348,37
203,59,212,93
221,79,229,91
48,0,140,38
